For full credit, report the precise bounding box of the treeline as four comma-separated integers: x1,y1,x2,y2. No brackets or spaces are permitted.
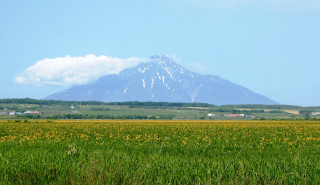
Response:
0,105,29,113
45,114,175,120
125,102,216,107
17,115,41,119
0,106,19,110
90,108,111,111
268,110,285,113
129,105,166,109
212,109,265,113
298,110,320,118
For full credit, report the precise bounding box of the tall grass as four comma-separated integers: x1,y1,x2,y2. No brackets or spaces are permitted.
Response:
1,120,320,184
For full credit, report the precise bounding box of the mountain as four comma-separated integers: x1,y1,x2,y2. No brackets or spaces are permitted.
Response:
44,55,278,105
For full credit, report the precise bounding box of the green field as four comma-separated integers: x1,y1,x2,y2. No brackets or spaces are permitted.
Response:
1,120,320,184
1,98,320,120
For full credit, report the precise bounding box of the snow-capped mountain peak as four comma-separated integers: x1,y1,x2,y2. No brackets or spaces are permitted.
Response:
44,55,278,105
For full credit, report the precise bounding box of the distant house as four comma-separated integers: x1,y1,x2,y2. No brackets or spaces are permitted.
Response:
228,114,245,117
207,114,215,117
71,111,79,114
15,112,22,115
0,112,7,115
8,112,16,116
23,111,39,114
312,112,320,116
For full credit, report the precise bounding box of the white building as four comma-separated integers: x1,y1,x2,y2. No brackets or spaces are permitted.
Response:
23,111,39,114
312,112,320,116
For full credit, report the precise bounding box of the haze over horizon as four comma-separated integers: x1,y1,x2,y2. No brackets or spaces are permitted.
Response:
1,1,319,106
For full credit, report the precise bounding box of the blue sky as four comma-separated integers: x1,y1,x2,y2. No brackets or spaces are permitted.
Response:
1,0,319,106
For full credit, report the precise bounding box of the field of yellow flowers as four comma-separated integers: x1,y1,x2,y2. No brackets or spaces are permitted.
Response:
1,120,320,184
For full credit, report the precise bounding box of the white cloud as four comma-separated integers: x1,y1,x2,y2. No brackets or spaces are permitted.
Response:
170,55,183,64
168,55,212,74
15,55,149,86
193,62,208,73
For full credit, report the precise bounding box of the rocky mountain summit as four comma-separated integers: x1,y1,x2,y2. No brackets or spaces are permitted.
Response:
44,55,278,105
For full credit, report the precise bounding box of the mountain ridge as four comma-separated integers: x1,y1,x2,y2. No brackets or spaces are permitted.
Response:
44,55,278,105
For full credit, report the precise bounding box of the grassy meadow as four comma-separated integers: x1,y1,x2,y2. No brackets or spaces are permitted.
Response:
1,120,320,184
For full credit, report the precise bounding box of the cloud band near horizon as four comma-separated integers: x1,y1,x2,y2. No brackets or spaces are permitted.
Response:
15,55,149,86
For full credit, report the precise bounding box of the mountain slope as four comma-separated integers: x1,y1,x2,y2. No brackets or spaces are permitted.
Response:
44,55,278,105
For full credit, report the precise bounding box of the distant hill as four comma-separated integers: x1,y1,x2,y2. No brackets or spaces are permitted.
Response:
44,55,278,105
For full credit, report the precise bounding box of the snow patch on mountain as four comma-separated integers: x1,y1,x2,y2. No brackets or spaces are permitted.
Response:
163,66,174,79
156,71,161,80
122,87,128,94
190,84,202,102
150,77,155,89
162,76,168,87
138,66,149,73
